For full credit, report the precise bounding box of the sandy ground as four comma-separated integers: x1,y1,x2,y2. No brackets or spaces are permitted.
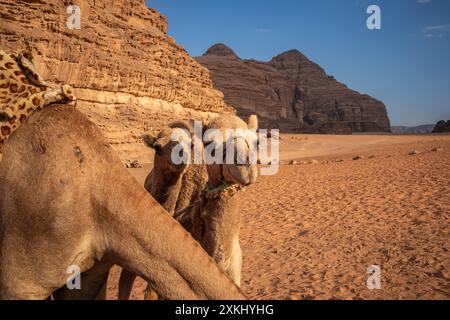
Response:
106,134,450,300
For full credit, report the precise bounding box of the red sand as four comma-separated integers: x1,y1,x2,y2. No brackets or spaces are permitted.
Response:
107,134,450,300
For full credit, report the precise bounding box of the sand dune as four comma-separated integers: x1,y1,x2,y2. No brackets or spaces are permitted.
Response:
107,134,450,300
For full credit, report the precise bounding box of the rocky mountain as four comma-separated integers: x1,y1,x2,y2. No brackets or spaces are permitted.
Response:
391,125,434,134
432,120,450,133
196,44,391,133
0,0,233,161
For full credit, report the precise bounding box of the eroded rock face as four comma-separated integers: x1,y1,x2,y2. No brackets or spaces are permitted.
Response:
196,44,391,133
0,0,233,161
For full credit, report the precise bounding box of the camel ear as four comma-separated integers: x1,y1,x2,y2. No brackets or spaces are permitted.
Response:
170,120,194,137
143,134,157,148
23,51,34,62
179,118,203,145
247,115,258,131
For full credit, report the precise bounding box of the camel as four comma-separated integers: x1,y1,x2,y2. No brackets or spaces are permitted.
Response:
142,122,194,215
0,105,245,300
191,114,259,286
118,114,258,299
118,121,202,300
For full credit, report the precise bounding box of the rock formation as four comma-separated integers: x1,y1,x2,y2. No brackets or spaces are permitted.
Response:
0,0,233,161
391,125,434,134
432,120,450,133
196,44,391,133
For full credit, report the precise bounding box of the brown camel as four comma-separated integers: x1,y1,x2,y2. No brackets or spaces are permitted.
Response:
118,115,258,299
191,114,259,286
0,105,245,300
118,122,203,300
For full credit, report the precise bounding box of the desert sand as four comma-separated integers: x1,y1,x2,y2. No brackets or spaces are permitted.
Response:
106,134,450,300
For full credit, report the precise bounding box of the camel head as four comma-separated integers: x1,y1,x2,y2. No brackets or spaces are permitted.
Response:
143,121,193,175
204,114,259,187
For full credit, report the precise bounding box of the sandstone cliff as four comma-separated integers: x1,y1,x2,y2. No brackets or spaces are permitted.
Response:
196,44,391,133
0,0,233,161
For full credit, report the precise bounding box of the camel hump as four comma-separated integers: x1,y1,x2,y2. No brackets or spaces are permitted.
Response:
1,105,116,172
25,105,101,140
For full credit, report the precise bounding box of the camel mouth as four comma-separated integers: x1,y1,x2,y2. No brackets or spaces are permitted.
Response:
234,176,256,187
222,164,258,186
168,161,188,173
173,163,187,170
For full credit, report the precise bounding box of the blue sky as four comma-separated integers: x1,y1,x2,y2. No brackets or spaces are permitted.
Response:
146,0,450,126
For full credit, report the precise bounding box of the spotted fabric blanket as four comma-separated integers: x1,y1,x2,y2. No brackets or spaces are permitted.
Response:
0,50,76,158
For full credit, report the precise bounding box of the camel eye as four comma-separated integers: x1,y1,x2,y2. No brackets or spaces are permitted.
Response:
153,142,162,152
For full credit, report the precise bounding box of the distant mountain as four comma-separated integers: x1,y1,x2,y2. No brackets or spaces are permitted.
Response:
196,43,391,133
391,125,435,134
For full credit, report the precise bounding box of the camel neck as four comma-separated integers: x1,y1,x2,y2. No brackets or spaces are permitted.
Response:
195,191,241,266
151,160,185,215
100,177,245,299
202,192,241,227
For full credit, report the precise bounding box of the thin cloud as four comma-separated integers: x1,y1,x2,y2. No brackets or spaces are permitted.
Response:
422,24,450,38
417,0,431,3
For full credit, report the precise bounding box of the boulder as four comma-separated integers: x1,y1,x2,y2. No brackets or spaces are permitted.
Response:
125,160,142,169
432,120,450,133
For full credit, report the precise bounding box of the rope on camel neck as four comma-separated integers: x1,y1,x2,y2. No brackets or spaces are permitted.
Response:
172,180,246,221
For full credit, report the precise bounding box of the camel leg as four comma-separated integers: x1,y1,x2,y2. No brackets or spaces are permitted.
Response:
95,276,108,300
227,239,242,287
144,285,159,300
118,269,138,300
119,269,159,301
52,262,112,300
